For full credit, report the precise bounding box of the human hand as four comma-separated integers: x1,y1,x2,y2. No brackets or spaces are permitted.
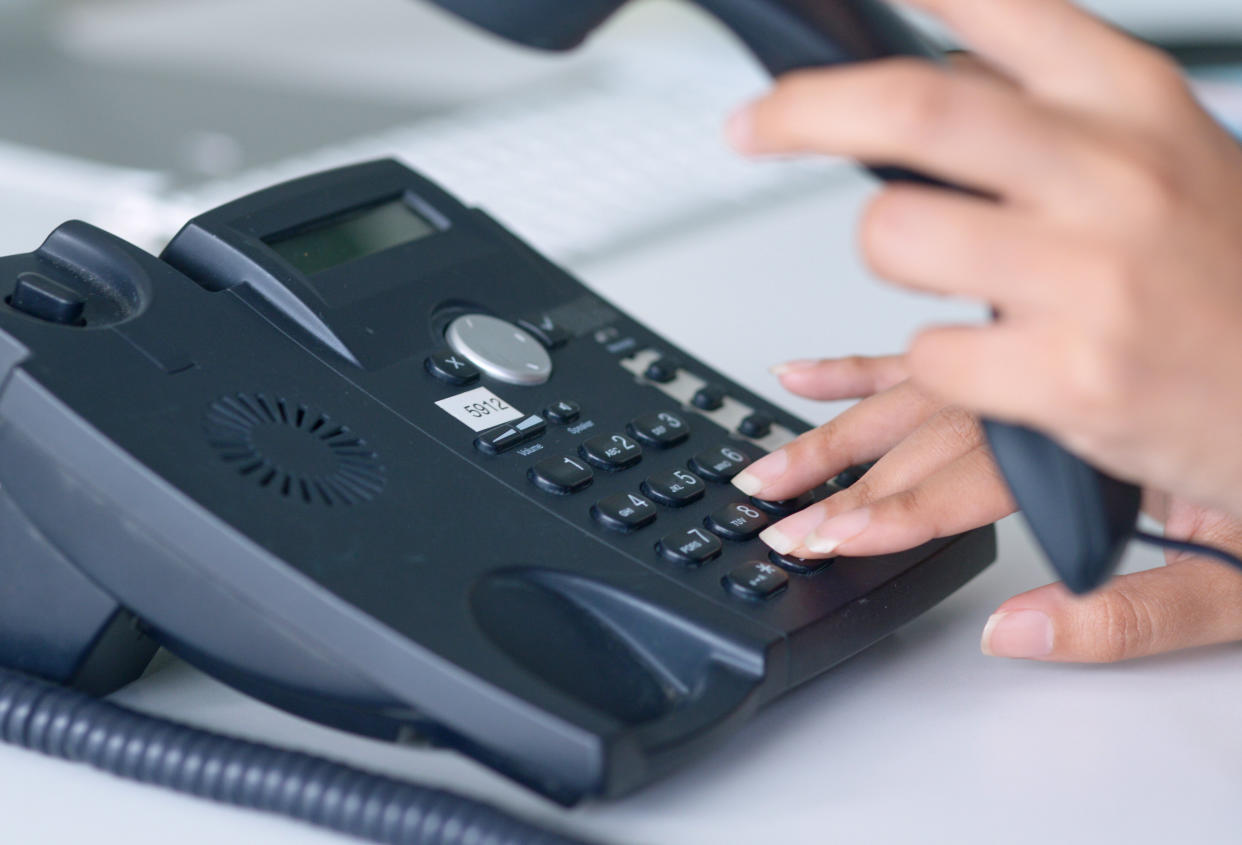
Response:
727,0,1242,518
734,354,1242,661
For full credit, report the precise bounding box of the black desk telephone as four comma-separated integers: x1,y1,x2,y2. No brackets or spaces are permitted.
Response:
0,158,993,800
0,0,1167,843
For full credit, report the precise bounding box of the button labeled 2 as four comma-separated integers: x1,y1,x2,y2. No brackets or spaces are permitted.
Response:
580,433,642,470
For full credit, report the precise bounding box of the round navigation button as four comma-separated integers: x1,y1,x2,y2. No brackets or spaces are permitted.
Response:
445,314,553,386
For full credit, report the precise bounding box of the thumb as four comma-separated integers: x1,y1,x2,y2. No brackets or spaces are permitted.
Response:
981,559,1242,663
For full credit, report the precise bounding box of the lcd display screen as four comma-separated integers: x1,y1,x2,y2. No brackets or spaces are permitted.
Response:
266,198,438,275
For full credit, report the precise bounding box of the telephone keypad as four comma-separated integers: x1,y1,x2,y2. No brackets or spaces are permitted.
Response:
657,527,722,566
529,455,594,495
592,492,657,532
706,503,770,542
641,469,705,507
723,561,789,600
628,412,690,449
580,433,643,470
689,443,752,482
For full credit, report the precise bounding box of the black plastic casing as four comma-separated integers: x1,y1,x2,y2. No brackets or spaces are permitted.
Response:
0,160,994,802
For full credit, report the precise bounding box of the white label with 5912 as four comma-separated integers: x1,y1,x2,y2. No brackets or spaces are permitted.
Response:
435,387,524,432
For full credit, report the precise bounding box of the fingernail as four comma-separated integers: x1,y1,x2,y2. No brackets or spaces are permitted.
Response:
759,504,826,556
731,449,788,496
804,508,871,555
725,104,757,153
769,359,819,377
981,610,1054,659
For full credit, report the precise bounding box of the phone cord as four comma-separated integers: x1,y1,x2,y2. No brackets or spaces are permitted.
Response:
0,667,592,845
1133,531,1242,570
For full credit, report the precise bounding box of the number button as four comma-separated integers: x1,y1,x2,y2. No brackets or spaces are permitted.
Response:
592,492,657,532
705,503,770,541
425,349,479,386
627,411,690,448
641,469,705,507
689,443,753,482
580,433,642,470
723,561,789,600
657,527,722,566
749,491,815,517
529,455,594,495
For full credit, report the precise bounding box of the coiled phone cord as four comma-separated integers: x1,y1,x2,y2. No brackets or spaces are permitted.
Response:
0,667,591,845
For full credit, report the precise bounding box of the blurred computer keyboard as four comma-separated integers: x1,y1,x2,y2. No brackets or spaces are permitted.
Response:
102,49,846,263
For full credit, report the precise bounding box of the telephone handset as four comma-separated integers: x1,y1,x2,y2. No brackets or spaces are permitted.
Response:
422,0,1144,594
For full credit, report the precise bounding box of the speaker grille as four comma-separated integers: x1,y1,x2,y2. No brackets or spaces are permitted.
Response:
204,393,386,506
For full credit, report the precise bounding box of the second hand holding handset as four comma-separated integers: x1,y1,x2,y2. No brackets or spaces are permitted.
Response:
420,0,1196,593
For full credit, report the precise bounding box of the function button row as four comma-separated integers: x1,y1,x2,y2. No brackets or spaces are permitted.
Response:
641,468,705,507
529,455,594,495
627,411,689,449
580,433,643,470
691,383,726,411
545,399,581,424
737,412,773,439
723,560,789,600
657,527,722,566
690,443,753,482
705,503,770,542
425,349,480,386
643,356,682,384
592,491,657,532
516,313,571,350
475,414,547,455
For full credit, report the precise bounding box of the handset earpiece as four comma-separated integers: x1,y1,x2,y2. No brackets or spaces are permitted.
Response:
422,0,1144,591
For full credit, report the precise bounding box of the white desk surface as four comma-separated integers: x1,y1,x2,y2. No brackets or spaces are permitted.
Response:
2,2,1240,842
1,173,1239,845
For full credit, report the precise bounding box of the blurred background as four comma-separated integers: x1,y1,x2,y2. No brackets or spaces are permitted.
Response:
2,0,1241,265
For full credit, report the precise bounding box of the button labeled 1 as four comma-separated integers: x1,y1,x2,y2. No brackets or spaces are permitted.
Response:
529,455,593,494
